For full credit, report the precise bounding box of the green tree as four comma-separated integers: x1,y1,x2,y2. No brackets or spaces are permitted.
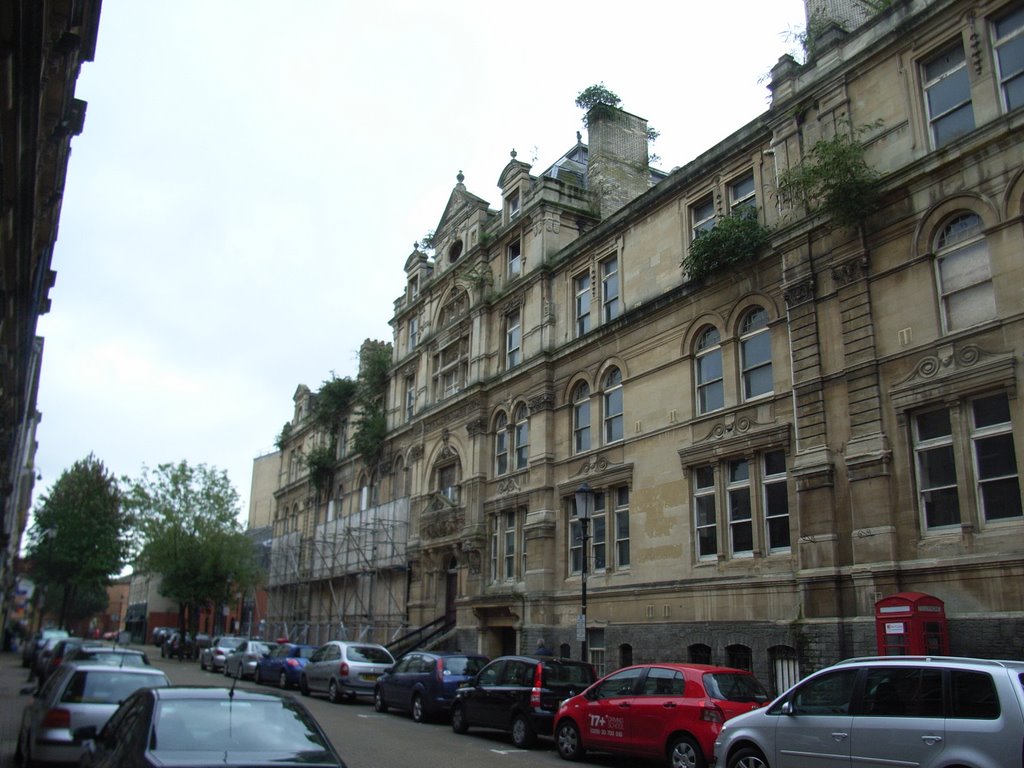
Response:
125,461,259,637
352,342,392,468
27,454,130,629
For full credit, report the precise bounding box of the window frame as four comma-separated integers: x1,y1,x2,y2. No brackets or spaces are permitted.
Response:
922,39,976,149
601,255,621,322
695,326,725,415
513,403,529,470
603,367,624,444
507,239,522,278
993,5,1024,113
729,171,756,213
574,272,592,337
691,194,716,240
573,382,592,454
933,212,995,333
495,412,509,476
740,306,773,401
505,308,522,368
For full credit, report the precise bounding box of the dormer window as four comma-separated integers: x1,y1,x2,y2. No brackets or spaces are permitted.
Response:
507,190,521,221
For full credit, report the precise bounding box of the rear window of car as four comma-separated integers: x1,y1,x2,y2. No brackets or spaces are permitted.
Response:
61,670,168,704
950,670,1000,719
543,662,594,686
297,646,316,659
704,672,770,703
154,699,332,755
346,645,393,663
219,638,244,650
444,656,486,676
74,650,150,667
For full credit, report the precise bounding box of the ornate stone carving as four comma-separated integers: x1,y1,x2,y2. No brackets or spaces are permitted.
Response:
897,343,992,386
783,277,816,307
700,414,759,442
498,477,522,495
528,391,555,412
831,255,870,286
574,455,611,477
466,418,487,437
408,445,424,463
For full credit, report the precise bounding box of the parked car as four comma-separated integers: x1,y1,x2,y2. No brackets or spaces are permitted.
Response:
713,655,1024,768
254,643,317,689
32,634,72,683
223,640,276,679
199,635,246,672
160,631,194,660
39,637,101,687
65,645,151,668
16,662,170,766
22,628,69,669
151,626,175,647
555,663,769,767
76,685,347,767
374,650,489,722
301,641,395,703
451,655,597,748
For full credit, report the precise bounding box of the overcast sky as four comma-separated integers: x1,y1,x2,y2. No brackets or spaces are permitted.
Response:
34,0,808,521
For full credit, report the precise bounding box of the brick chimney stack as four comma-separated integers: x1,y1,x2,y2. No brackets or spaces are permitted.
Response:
586,105,650,219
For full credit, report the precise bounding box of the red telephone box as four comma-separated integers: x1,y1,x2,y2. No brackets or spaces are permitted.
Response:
874,592,949,655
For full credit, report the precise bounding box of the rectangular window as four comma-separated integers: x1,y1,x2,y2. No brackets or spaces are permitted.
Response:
728,459,753,556
408,276,419,301
507,240,522,278
569,501,583,574
971,393,1022,521
438,465,458,502
994,5,1024,112
614,486,630,567
404,379,415,422
730,172,756,212
490,519,499,582
495,426,508,476
923,41,975,148
691,195,716,239
914,407,961,528
506,309,521,368
507,190,520,221
514,411,529,470
763,450,790,550
694,466,717,559
503,509,517,580
592,492,607,572
574,272,591,336
601,256,620,322
407,316,418,353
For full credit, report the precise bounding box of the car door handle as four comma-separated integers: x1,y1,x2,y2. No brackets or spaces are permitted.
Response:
831,732,849,742
617,702,631,708
662,702,677,708
921,735,943,746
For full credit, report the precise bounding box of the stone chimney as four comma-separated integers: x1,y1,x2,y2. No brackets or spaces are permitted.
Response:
586,105,650,219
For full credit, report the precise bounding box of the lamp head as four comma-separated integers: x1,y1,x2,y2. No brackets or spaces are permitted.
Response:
574,482,592,520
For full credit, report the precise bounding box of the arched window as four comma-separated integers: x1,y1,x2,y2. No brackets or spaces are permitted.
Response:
934,212,995,332
688,643,712,665
740,307,772,399
573,382,591,453
727,643,752,671
695,326,724,414
603,368,623,443
619,643,633,668
513,404,529,470
495,412,509,476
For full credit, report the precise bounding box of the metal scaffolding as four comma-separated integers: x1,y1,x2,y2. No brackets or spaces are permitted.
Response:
266,497,409,646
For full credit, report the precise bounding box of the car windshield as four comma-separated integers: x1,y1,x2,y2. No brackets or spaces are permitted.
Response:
60,670,168,704
703,672,770,703
219,638,244,650
153,698,332,757
445,656,486,675
346,645,392,663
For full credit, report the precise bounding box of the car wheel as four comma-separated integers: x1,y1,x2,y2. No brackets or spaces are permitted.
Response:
669,735,707,768
511,714,537,749
328,679,341,704
299,676,310,696
556,720,586,761
727,747,770,768
279,670,289,689
374,687,388,713
451,704,469,734
411,693,427,722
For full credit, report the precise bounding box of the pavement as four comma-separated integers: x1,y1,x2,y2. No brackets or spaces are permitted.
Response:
0,650,33,768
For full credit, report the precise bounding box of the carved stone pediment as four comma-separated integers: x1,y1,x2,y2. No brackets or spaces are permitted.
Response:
678,415,791,467
890,342,1016,411
421,505,464,540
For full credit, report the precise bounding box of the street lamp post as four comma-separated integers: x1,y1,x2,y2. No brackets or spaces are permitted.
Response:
574,483,592,664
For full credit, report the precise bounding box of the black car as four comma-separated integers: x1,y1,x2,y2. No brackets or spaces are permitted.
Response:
76,685,347,767
374,650,489,722
451,655,596,748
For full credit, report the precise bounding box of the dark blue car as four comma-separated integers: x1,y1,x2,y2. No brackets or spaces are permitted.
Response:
374,651,489,722
253,643,317,689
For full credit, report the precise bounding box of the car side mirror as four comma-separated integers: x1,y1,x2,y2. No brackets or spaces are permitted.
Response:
780,700,794,715
20,684,37,696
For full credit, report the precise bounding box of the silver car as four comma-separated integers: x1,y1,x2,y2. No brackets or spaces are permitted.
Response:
301,641,395,703
713,655,1024,768
223,640,275,679
17,661,170,765
198,635,245,672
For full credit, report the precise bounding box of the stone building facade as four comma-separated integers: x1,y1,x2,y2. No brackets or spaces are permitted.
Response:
264,0,1024,690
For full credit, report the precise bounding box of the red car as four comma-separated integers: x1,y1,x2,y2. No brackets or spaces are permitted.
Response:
554,663,769,768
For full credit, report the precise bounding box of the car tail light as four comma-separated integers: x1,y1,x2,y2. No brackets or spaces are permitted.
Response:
700,701,725,723
339,662,349,677
286,658,300,668
42,708,71,729
436,658,445,682
530,664,544,708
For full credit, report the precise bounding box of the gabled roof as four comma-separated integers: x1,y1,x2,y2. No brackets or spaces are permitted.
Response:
434,171,492,238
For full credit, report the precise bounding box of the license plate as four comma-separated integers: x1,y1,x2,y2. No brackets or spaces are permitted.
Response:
360,673,379,682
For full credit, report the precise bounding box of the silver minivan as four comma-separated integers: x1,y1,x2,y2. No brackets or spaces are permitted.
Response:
300,640,395,703
713,655,1024,768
